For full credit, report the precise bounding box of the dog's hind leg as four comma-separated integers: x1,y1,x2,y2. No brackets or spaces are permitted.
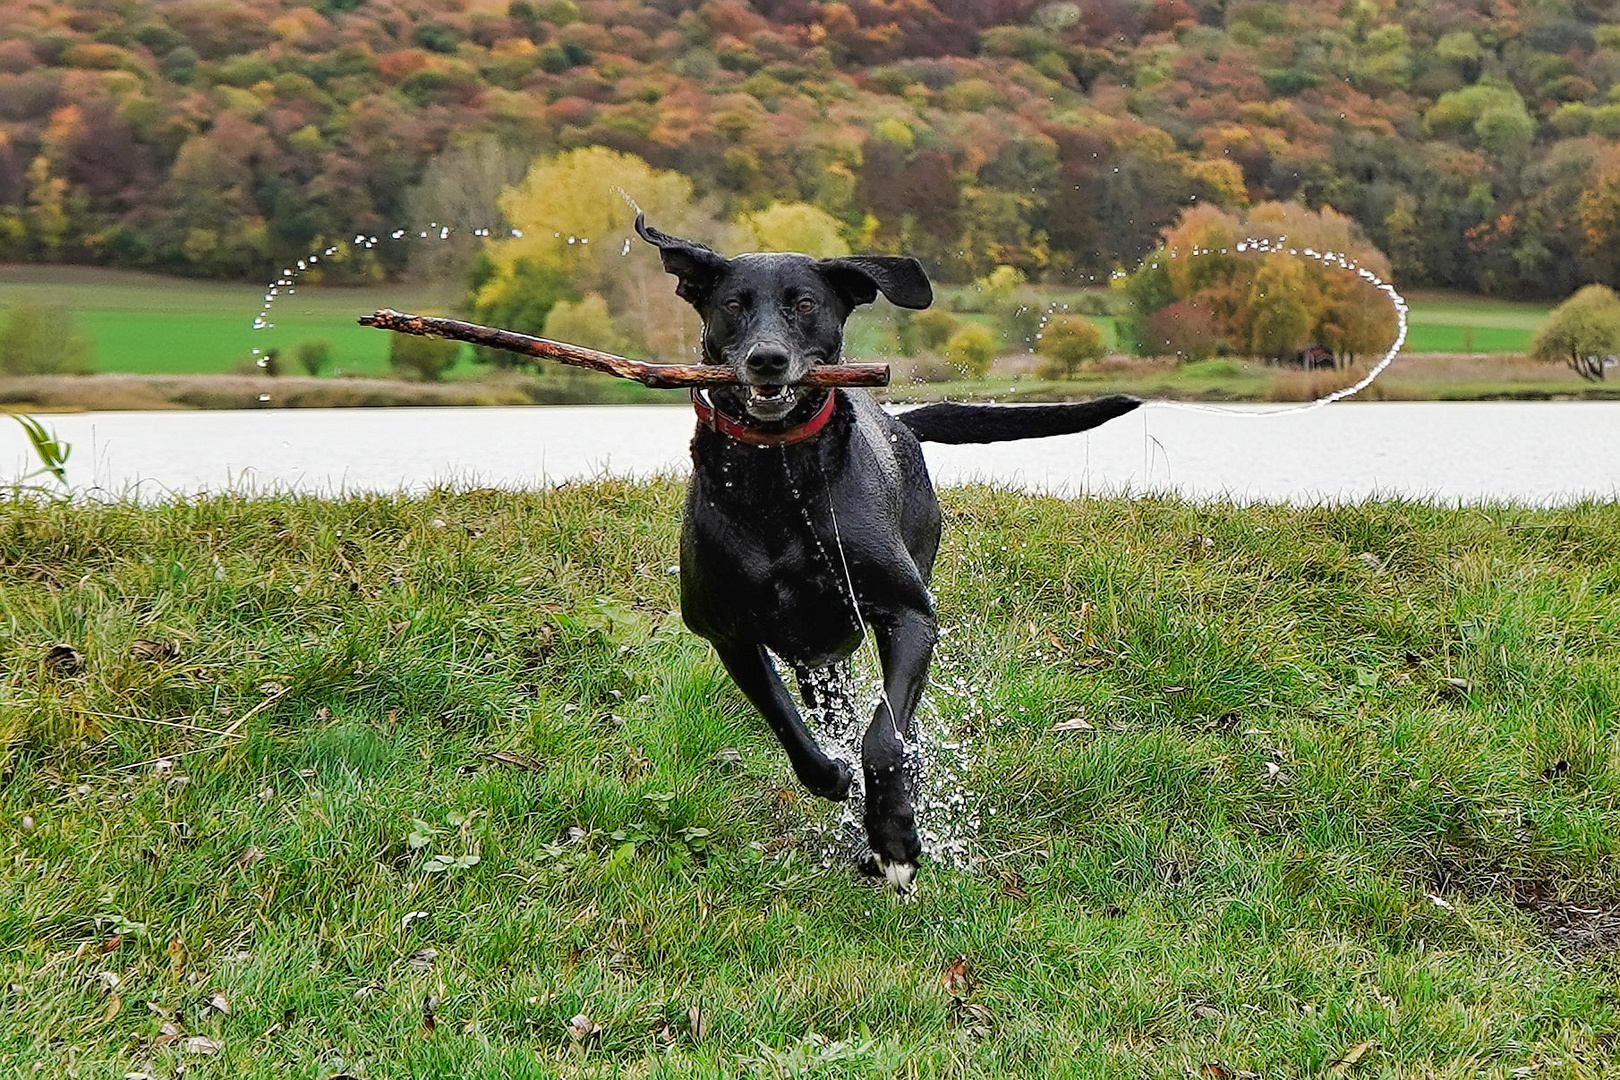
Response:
860,609,935,893
712,641,854,801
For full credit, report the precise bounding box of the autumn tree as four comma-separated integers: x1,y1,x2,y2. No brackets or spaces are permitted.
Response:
471,147,739,365
1531,284,1620,381
1125,202,1397,364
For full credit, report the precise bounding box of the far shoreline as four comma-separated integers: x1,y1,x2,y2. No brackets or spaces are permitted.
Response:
1,353,1616,413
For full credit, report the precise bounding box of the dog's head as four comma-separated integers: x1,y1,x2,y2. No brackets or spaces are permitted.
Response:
637,214,932,422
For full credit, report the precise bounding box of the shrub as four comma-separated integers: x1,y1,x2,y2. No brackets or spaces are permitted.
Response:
0,301,94,375
542,293,626,355
1531,284,1620,381
909,308,959,353
943,323,997,377
1144,300,1220,362
1036,316,1106,378
295,340,332,377
388,333,461,381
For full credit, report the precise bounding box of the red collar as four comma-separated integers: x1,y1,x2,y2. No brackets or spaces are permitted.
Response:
691,388,837,446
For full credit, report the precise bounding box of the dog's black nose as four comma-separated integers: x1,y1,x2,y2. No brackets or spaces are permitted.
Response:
745,344,792,381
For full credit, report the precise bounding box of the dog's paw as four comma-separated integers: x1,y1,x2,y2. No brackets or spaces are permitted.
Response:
858,851,918,898
804,758,855,801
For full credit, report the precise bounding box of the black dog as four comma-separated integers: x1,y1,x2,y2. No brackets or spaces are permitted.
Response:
637,215,1139,892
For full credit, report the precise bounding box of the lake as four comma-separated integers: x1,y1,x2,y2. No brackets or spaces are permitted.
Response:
5,401,1618,504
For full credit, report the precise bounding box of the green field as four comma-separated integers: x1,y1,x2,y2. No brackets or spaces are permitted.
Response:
2,484,1620,1076
0,266,441,377
1402,292,1551,354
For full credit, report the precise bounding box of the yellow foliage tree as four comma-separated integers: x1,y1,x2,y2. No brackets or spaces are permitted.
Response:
1130,201,1397,365
738,202,850,257
474,147,741,362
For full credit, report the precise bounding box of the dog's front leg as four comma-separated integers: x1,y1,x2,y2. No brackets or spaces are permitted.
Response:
861,608,935,890
711,640,854,800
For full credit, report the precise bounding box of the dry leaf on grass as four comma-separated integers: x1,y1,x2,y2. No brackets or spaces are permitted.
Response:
567,1012,601,1042
940,956,970,997
949,999,993,1038
45,644,84,673
131,639,179,662
1051,717,1093,732
180,1035,220,1056
1330,1036,1378,1073
421,994,438,1034
487,750,542,771
686,1003,707,1041
203,991,229,1016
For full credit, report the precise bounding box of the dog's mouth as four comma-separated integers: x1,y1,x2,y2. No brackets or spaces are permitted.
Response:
743,383,800,421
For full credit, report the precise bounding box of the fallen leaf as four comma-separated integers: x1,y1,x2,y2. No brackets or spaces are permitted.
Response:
567,1012,601,1042
998,870,1029,901
1442,677,1473,696
686,1002,707,1041
1163,685,1188,694
1427,893,1455,911
97,992,123,1026
407,947,438,969
400,910,430,934
181,1036,220,1056
1264,761,1281,780
155,1021,183,1046
940,956,970,997
45,644,85,674
353,983,380,1003
422,993,437,1035
1051,717,1093,732
713,746,744,766
204,990,230,1015
1331,1036,1378,1074
487,750,542,771
949,999,993,1037
99,935,123,955
130,639,178,662
234,846,265,868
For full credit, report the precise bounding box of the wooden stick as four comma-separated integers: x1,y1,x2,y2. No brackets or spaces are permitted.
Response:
359,309,891,389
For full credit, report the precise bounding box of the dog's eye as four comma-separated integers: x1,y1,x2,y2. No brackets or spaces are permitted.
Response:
795,298,817,315
723,298,743,314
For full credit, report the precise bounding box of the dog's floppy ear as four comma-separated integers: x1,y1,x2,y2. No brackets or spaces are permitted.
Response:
635,213,729,306
816,256,933,311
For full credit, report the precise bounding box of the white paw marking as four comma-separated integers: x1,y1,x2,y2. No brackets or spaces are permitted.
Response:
878,856,917,898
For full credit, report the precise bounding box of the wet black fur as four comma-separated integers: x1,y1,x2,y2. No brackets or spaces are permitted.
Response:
637,215,1140,889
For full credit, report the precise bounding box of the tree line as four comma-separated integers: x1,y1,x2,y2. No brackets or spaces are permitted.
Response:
1,0,1619,301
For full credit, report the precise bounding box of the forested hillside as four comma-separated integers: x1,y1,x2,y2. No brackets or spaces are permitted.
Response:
1,0,1618,298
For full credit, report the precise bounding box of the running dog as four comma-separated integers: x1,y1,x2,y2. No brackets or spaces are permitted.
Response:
638,216,1138,892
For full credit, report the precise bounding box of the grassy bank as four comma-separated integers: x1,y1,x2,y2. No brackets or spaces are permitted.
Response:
2,484,1618,1077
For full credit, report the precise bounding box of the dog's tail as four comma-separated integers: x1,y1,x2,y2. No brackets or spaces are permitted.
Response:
894,395,1141,444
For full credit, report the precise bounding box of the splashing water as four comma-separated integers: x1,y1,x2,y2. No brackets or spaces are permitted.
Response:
251,223,531,339
794,647,993,875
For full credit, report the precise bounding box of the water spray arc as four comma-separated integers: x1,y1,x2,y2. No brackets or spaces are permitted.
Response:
1138,235,1411,419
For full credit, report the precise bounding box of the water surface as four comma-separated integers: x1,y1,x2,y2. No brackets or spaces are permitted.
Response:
5,401,1617,504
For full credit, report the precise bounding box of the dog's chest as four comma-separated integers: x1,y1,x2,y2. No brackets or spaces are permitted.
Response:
681,453,867,661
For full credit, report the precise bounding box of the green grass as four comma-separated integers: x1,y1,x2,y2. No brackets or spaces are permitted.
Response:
1403,292,1551,354
2,484,1620,1076
0,266,442,377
